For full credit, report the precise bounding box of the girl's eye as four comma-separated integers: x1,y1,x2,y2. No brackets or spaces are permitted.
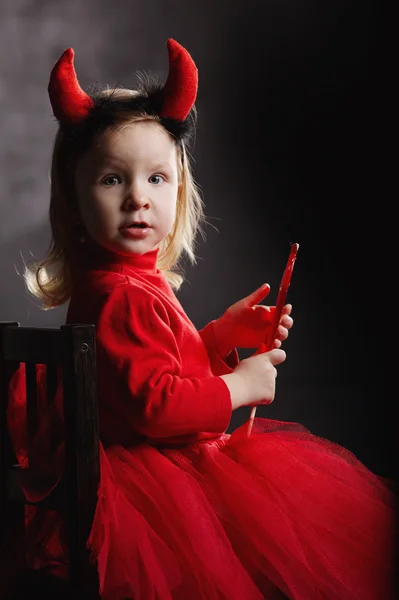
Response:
149,175,165,185
102,175,121,186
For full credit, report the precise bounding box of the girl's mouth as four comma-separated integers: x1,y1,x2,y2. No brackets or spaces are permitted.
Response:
120,226,152,239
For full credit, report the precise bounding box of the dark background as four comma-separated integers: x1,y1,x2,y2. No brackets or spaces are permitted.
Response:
0,0,394,481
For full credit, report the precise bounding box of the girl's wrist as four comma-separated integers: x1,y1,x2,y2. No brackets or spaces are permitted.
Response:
219,372,246,410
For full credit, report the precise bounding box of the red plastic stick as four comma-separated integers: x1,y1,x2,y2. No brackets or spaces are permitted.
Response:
247,243,299,435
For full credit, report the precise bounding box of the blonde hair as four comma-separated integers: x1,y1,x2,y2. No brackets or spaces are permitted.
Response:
23,88,206,310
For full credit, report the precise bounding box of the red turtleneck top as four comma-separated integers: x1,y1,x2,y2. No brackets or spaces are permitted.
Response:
66,240,238,447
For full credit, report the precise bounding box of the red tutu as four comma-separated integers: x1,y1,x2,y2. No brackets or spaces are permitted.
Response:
84,418,396,600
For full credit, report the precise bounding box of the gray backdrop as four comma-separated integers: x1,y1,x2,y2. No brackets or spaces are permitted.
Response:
1,1,394,480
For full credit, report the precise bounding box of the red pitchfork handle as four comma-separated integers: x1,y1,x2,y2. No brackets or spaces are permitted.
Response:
247,243,299,436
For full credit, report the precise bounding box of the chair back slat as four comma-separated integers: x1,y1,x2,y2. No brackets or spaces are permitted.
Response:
0,322,20,498
0,322,27,580
3,326,62,364
61,325,100,585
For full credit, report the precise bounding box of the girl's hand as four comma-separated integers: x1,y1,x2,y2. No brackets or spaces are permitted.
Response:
220,348,287,409
214,284,293,355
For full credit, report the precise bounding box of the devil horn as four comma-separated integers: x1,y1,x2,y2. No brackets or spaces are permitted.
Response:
159,39,198,121
48,48,94,124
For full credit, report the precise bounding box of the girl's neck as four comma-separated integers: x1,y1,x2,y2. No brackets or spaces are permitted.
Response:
76,236,160,273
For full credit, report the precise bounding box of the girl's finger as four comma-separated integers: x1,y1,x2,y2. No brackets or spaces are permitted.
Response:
282,304,292,316
280,315,293,329
277,325,289,341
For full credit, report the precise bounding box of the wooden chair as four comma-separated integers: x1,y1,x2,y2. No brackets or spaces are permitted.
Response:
0,322,100,599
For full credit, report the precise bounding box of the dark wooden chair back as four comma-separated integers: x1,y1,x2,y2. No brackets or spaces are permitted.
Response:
0,321,100,598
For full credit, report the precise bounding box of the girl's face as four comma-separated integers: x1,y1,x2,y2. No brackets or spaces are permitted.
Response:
75,120,180,256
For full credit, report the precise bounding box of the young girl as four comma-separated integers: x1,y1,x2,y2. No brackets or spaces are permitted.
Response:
6,39,397,599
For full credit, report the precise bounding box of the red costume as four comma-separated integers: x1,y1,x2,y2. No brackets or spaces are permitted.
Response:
7,238,397,599
4,39,397,599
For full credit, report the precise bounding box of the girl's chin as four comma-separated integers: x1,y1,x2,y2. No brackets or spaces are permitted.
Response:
114,237,157,256
87,233,158,257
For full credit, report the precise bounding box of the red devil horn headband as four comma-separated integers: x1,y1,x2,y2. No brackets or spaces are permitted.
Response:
48,39,198,125
48,48,94,124
160,39,198,120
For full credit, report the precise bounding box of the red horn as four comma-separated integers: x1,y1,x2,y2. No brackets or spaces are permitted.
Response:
48,48,94,124
159,39,198,121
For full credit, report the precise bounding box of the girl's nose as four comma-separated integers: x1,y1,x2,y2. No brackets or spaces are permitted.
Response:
124,184,149,210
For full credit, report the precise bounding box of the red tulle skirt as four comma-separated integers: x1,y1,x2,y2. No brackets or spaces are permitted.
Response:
86,418,397,599
5,416,398,600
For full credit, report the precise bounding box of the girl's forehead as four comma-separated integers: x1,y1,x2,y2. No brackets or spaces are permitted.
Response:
95,121,176,158
78,122,179,174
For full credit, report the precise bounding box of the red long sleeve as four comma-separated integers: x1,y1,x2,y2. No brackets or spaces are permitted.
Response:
95,283,232,440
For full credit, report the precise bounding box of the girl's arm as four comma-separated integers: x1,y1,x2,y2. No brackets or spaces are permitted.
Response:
96,284,233,439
